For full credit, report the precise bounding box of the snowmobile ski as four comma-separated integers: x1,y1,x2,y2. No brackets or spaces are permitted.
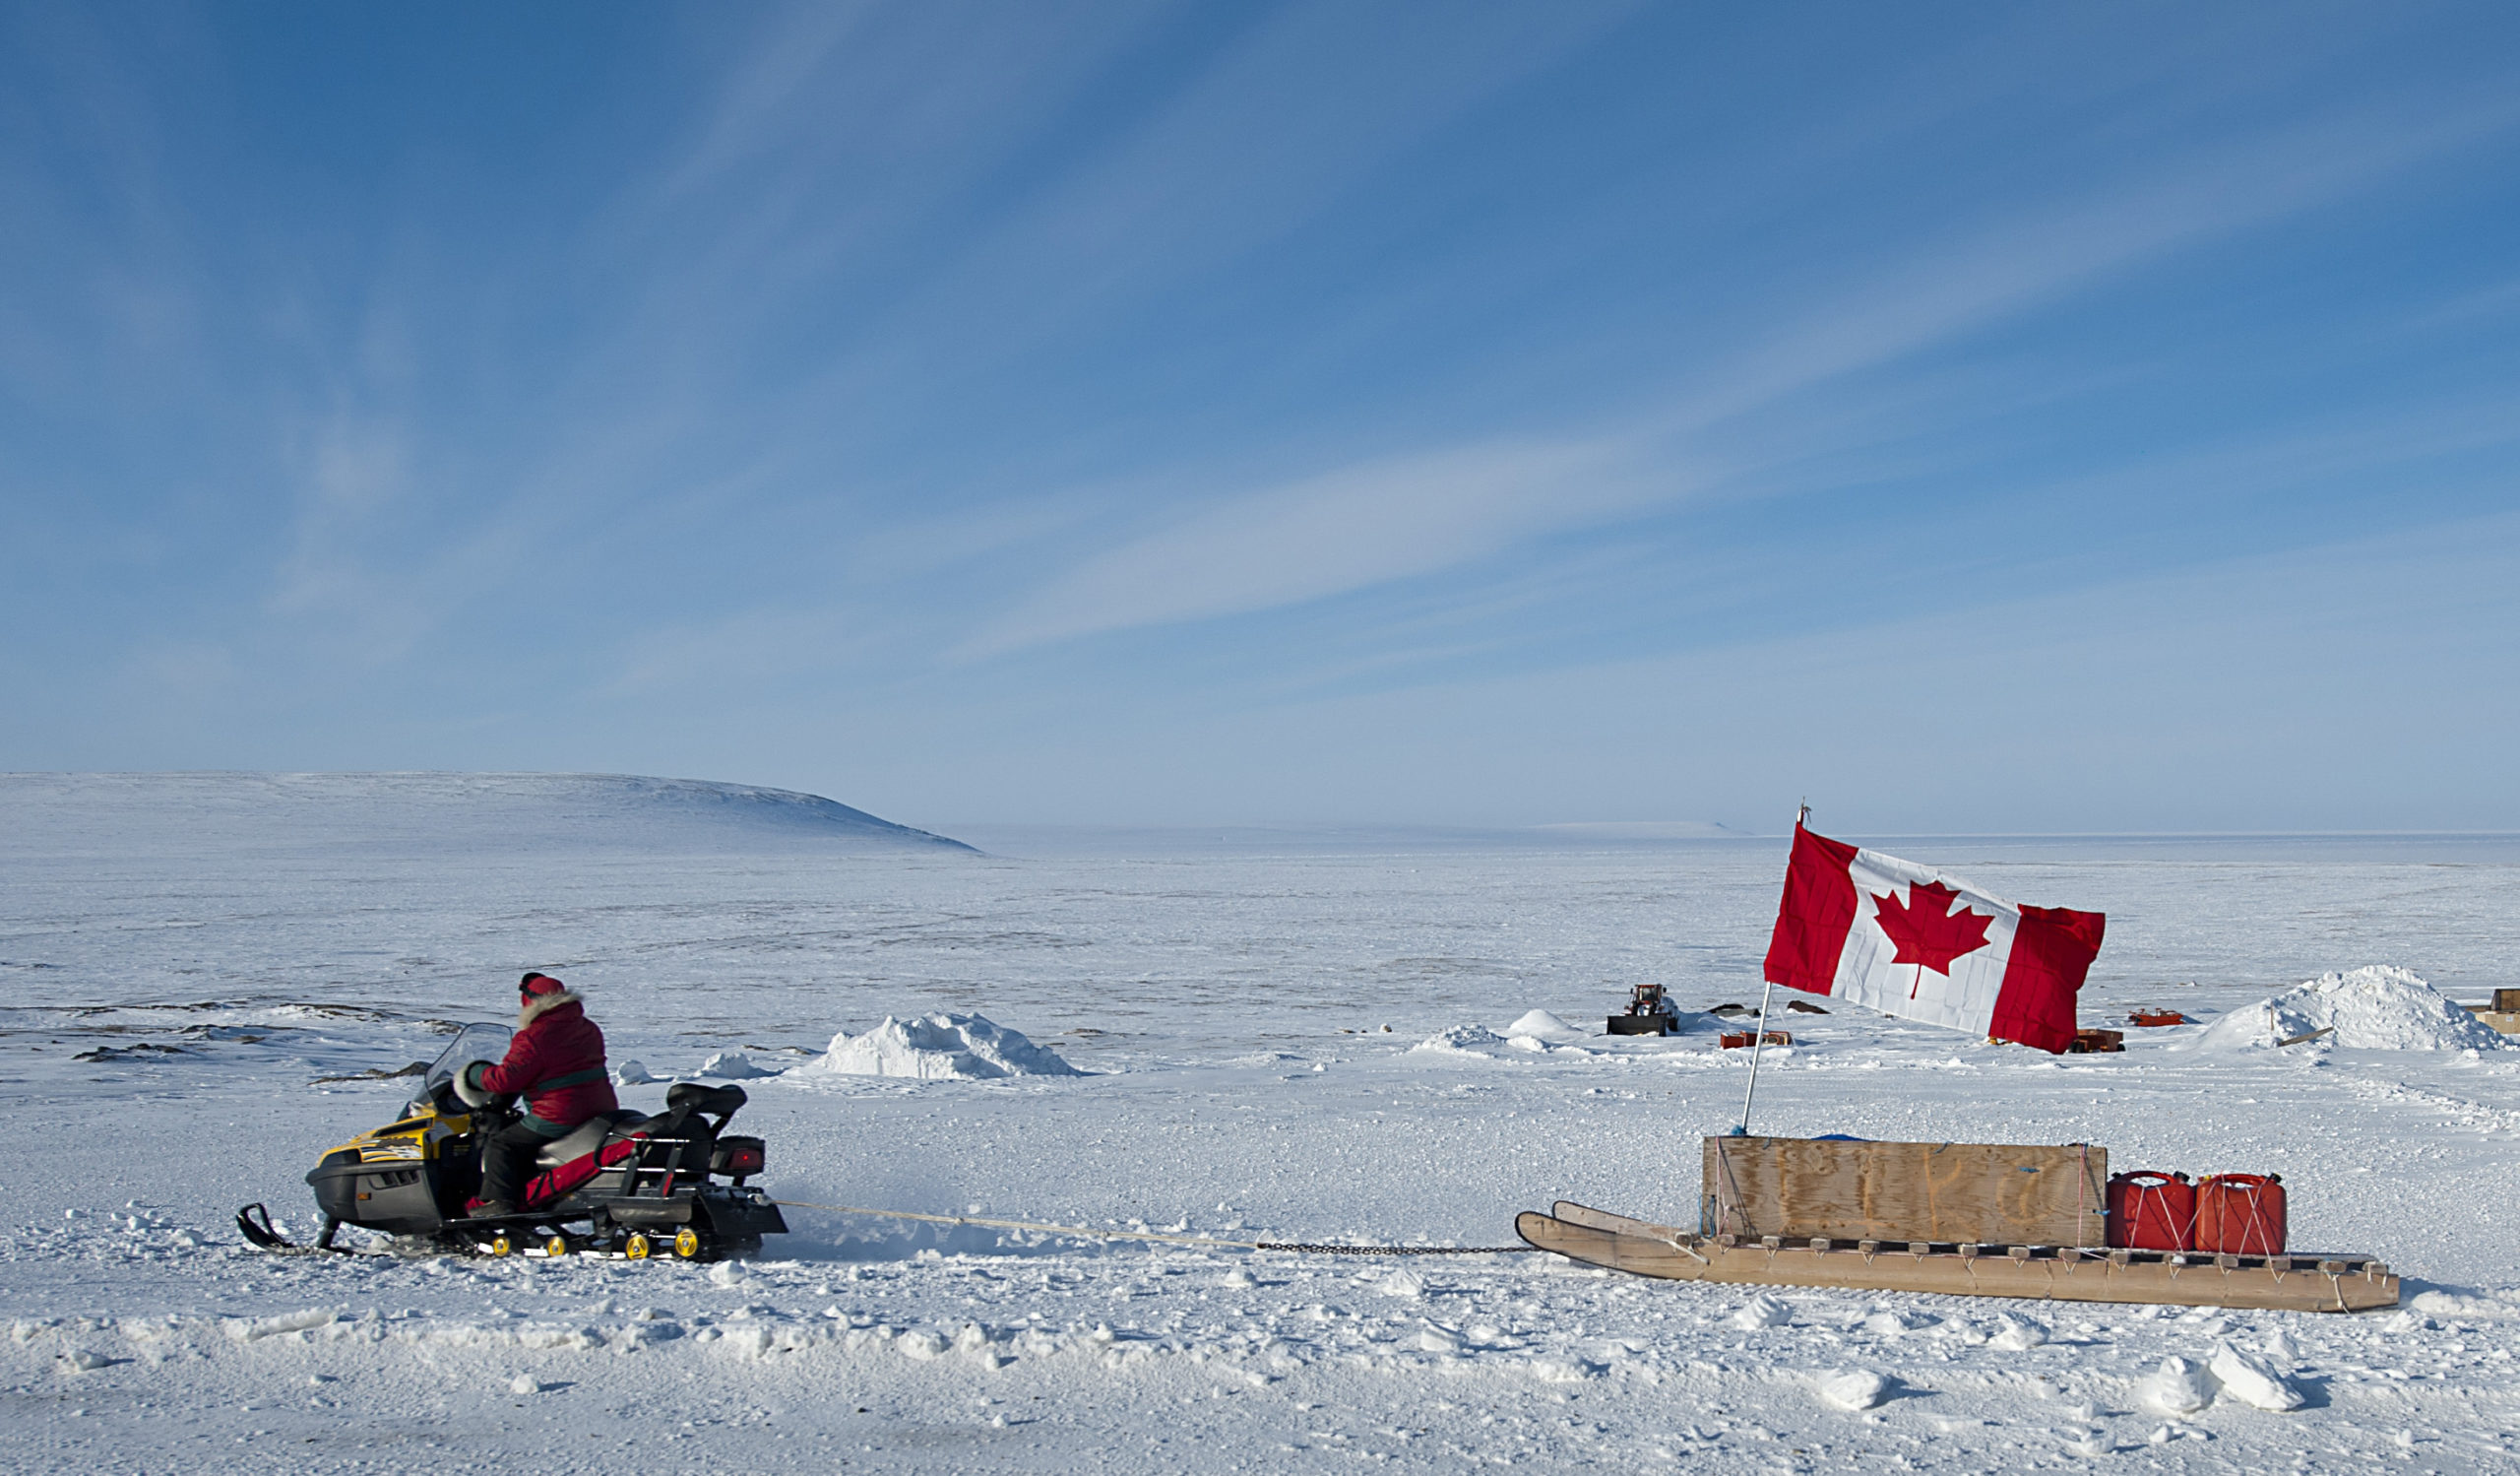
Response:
235,1202,346,1254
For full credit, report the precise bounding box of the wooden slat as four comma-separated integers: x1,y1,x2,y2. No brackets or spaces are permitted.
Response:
1552,1199,1688,1239
1515,1213,2398,1313
1701,1136,2110,1247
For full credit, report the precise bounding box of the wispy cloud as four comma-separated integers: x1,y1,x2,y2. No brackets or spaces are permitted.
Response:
958,436,1646,658
960,90,2520,659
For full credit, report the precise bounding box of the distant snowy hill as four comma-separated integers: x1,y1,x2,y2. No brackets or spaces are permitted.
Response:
0,772,977,857
1527,820,1749,840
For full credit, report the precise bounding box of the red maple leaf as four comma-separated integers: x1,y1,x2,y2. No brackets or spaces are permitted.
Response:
1870,879,1994,981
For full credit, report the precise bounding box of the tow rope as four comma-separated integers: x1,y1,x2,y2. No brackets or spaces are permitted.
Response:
771,1199,1537,1255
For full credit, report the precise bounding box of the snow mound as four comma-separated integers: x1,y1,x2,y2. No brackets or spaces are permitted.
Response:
1729,1295,1793,1330
695,1051,780,1080
1413,1025,1509,1056
1817,1369,1890,1410
801,1013,1079,1079
2189,966,2506,1052
1505,1010,1583,1039
1413,1022,1597,1059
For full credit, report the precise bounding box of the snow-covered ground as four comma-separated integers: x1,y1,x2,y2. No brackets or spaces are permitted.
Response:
5,777,2519,1472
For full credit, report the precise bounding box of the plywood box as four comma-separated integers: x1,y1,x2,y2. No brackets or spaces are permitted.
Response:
1701,1136,2110,1247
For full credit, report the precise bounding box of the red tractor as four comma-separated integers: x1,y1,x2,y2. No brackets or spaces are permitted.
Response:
1607,981,1681,1036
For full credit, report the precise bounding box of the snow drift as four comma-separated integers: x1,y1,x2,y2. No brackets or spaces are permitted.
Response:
2188,966,2506,1052
800,1013,1080,1079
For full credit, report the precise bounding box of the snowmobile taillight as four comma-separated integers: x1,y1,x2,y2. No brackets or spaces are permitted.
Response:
711,1135,766,1182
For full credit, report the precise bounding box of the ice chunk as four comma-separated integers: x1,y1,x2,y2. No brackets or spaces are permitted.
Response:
508,1375,541,1395
1375,1270,1425,1299
2188,966,2505,1053
1817,1369,1890,1410
1989,1316,2049,1351
2208,1345,2304,1411
800,1013,1081,1079
1729,1296,1793,1330
611,1059,655,1086
2139,1356,2215,1416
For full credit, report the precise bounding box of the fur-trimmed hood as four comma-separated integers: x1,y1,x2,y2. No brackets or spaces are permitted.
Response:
476,987,616,1129
517,989,585,1031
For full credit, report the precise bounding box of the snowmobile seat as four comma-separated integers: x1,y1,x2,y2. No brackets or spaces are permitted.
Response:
664,1082,747,1120
519,1111,663,1208
533,1108,653,1169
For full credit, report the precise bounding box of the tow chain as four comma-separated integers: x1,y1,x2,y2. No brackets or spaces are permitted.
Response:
1252,1242,1534,1255
773,1200,1536,1256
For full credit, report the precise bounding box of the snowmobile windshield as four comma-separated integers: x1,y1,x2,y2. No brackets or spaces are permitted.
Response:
418,1022,514,1106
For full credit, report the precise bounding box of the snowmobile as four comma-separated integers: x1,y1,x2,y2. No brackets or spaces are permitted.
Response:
237,1022,787,1261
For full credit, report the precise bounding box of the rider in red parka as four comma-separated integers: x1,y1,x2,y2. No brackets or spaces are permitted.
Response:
456,972,619,1217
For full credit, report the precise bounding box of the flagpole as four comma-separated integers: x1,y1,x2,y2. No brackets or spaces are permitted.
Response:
1733,801,1808,1137
1734,978,1777,1136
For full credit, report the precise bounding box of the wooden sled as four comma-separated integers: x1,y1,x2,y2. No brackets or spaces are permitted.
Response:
1521,1201,2399,1314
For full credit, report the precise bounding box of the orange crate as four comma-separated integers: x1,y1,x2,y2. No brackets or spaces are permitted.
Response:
1719,1030,1791,1049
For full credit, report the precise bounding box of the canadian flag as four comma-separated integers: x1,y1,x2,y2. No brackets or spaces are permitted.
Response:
1761,821,2105,1054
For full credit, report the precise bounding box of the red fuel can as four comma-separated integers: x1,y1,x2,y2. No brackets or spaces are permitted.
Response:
2194,1173,2287,1255
2106,1171,2195,1251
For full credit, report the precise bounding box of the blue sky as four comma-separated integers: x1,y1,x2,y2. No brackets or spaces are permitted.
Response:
4,2,2518,832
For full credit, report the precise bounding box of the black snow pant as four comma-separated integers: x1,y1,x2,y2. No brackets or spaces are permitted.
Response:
477,1121,560,1212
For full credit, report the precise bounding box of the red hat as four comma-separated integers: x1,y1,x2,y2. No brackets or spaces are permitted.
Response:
519,971,567,998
